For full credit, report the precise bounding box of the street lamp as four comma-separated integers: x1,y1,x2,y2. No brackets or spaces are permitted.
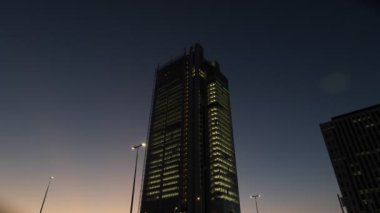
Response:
249,194,261,213
130,142,146,213
40,176,54,213
337,194,345,213
174,206,178,213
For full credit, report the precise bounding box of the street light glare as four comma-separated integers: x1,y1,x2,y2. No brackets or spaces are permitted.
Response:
50,176,54,179
131,146,135,150
250,194,261,198
142,142,146,147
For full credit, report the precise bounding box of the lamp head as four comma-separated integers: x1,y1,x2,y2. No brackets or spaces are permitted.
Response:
142,142,146,147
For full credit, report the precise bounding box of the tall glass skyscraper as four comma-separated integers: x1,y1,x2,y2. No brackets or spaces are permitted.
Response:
140,44,241,213
320,104,380,213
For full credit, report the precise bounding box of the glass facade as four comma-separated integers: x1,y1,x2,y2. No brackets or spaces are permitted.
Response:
321,104,380,213
141,44,241,213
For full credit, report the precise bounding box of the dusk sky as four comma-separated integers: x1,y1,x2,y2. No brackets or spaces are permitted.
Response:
1,0,380,212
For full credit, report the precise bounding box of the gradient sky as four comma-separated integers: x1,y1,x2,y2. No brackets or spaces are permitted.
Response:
1,0,380,213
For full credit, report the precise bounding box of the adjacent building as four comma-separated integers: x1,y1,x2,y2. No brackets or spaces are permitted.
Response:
320,104,380,213
140,44,241,213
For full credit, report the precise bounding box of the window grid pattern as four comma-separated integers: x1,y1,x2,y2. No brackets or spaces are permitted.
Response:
321,106,380,213
144,79,183,201
207,81,240,204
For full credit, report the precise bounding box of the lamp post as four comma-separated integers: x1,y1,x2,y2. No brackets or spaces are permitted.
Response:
40,176,54,213
130,142,146,213
249,194,261,213
337,194,345,213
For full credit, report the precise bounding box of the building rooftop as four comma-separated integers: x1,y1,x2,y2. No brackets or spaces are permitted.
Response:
332,103,380,120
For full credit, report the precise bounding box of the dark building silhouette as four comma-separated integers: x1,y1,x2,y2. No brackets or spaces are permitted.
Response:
140,44,241,213
320,104,380,213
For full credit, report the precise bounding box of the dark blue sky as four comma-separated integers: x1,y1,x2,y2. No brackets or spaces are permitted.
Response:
1,0,379,212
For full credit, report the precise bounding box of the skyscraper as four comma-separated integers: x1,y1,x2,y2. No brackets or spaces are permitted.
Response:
140,44,241,213
320,104,380,213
